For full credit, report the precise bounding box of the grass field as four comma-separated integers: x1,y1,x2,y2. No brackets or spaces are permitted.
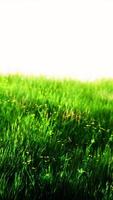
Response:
0,74,113,200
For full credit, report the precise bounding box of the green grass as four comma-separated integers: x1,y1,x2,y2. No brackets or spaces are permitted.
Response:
0,74,113,200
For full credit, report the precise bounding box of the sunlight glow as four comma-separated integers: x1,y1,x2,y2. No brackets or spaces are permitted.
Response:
0,0,113,81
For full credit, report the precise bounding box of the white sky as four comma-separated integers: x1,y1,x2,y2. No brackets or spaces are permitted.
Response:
0,0,113,80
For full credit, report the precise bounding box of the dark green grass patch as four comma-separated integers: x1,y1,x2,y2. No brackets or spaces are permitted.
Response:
0,74,113,199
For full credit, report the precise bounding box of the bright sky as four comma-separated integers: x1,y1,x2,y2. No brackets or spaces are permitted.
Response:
0,0,113,81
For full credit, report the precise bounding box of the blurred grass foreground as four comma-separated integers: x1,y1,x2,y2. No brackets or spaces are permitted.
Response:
0,74,113,200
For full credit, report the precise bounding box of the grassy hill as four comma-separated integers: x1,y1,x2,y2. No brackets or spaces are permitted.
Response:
0,74,113,199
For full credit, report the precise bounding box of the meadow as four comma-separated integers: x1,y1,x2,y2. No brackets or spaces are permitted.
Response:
0,74,113,200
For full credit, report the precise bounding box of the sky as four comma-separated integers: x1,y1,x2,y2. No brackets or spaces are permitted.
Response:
0,0,113,81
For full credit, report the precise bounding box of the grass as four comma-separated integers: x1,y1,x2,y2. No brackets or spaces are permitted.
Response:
0,74,113,200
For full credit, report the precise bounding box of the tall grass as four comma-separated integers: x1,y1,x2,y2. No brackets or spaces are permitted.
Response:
0,74,113,199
